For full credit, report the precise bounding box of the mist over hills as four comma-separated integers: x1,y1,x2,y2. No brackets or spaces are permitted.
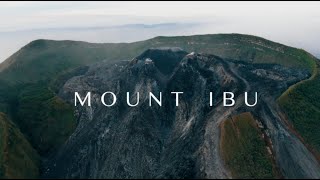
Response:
0,34,319,178
1,22,319,63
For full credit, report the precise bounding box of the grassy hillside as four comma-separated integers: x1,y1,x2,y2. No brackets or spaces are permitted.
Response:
0,80,15,114
150,34,315,71
0,34,314,84
278,57,320,152
220,112,277,179
0,40,137,84
0,113,40,179
12,83,76,155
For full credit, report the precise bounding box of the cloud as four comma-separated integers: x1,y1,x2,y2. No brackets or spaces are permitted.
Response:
0,2,319,61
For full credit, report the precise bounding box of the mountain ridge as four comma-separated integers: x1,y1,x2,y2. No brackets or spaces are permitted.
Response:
0,33,319,178
42,48,318,178
0,33,316,76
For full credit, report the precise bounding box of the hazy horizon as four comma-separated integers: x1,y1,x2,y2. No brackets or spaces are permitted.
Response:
1,1,320,62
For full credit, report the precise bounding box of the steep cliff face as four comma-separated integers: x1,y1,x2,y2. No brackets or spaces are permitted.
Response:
42,48,319,178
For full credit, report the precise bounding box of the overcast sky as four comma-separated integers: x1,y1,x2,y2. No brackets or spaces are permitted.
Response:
0,1,320,62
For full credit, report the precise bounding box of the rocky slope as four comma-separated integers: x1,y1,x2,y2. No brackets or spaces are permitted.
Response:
42,48,319,178
0,34,316,163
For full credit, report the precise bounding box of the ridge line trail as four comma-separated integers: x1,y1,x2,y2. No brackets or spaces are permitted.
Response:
279,60,318,100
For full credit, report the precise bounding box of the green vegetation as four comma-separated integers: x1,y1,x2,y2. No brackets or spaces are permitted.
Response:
0,113,40,179
0,80,16,114
0,33,319,178
12,83,76,155
49,65,89,94
0,34,314,85
278,58,320,152
150,34,315,71
220,112,276,179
